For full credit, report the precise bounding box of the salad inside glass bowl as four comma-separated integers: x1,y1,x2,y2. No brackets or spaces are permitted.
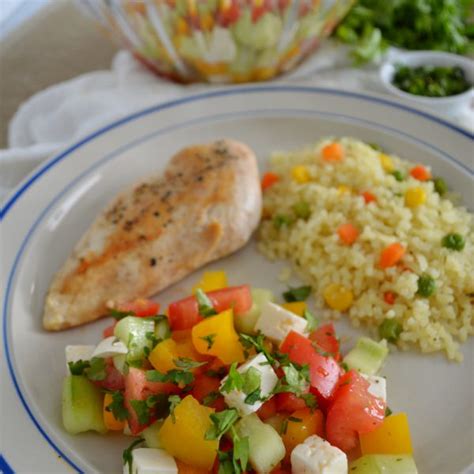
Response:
62,271,417,473
79,0,355,83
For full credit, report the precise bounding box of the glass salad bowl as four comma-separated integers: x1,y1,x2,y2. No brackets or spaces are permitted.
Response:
78,0,355,83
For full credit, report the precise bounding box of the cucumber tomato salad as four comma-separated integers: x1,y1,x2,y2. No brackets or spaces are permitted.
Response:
63,271,417,474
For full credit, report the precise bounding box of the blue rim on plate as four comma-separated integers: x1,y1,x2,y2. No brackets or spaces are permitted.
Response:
2,85,473,472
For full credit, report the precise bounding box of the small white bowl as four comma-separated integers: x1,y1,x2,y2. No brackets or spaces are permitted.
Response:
380,50,474,113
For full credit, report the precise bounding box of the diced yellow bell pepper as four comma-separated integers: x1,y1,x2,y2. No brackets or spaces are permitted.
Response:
337,184,352,194
148,339,180,373
405,187,427,208
281,302,307,317
192,271,228,294
176,460,209,474
359,412,413,455
159,395,218,470
291,165,311,184
103,393,125,431
191,309,244,364
379,153,394,172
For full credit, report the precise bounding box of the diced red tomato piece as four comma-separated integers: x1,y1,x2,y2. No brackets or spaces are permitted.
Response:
92,358,124,391
124,368,179,435
275,392,307,412
168,285,252,330
191,374,226,412
252,5,266,21
280,331,341,400
102,321,117,338
257,397,278,420
361,191,377,204
261,172,280,190
217,2,240,26
326,370,386,453
309,323,340,361
118,298,160,317
410,165,431,181
383,291,396,305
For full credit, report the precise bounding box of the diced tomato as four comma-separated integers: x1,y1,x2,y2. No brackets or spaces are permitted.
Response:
309,323,340,361
275,392,307,412
361,191,377,204
118,298,160,317
326,370,386,453
168,285,252,330
410,165,431,181
383,291,396,305
191,374,226,411
124,368,179,435
252,5,266,22
280,331,341,399
217,1,240,26
257,397,278,420
261,172,280,190
92,358,124,391
102,321,117,338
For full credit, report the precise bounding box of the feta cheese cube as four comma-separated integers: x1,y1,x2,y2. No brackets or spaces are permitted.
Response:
362,374,387,402
291,435,348,474
221,353,278,416
92,336,128,359
123,448,177,474
255,301,308,344
65,345,95,374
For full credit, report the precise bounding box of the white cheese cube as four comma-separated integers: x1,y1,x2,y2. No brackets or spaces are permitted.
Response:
92,336,128,359
362,374,387,403
255,301,308,344
291,435,348,474
65,345,95,374
220,353,278,416
123,448,177,474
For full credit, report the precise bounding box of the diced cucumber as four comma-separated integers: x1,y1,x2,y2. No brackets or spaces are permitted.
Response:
344,337,388,375
142,420,164,449
349,454,418,473
62,375,106,434
113,354,127,374
235,288,275,335
232,9,282,50
114,316,155,362
235,413,285,473
155,318,171,342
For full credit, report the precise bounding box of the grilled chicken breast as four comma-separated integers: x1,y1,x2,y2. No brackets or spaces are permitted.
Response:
43,139,262,330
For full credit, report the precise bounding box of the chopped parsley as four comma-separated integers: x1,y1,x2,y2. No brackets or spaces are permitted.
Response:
282,285,311,302
105,390,128,421
288,416,303,423
168,395,181,423
199,334,216,350
195,289,218,317
273,214,294,229
130,400,150,425
146,369,194,387
385,406,393,417
303,309,318,332
202,391,220,407
173,357,207,370
110,308,135,320
220,362,244,394
67,359,90,376
123,438,144,474
85,357,107,381
239,333,275,365
205,408,239,440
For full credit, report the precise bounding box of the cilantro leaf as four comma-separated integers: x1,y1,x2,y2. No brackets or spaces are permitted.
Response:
110,308,136,320
205,408,239,440
217,451,235,474
195,289,218,317
301,393,318,411
105,390,128,421
303,309,318,332
146,393,170,419
283,286,311,302
239,333,275,365
200,334,216,350
220,362,243,394
146,370,169,383
288,416,303,423
273,363,310,396
202,391,220,407
244,389,262,405
85,357,107,381
67,359,90,376
130,400,150,425
146,369,194,387
122,438,144,474
173,357,207,370
168,395,181,423
231,427,249,473
241,367,261,395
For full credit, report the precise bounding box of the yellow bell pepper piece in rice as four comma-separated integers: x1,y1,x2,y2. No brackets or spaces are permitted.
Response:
337,184,352,194
405,187,427,207
291,165,311,184
159,395,218,470
191,309,244,364
379,153,394,172
281,301,307,316
323,284,353,311
359,412,413,455
192,271,228,294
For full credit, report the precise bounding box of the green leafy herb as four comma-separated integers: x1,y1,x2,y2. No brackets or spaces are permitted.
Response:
206,367,228,379
202,391,220,407
146,369,194,387
379,318,403,343
441,233,465,251
220,362,244,394
241,367,261,395
85,357,107,381
274,363,310,396
340,362,349,372
301,393,318,410
130,400,150,425
105,390,128,421
392,170,404,182
110,308,135,320
217,451,235,474
417,274,436,297
385,406,393,417
205,408,239,440
168,395,181,423
122,438,144,474
173,357,208,370
292,201,311,220
303,309,318,332
146,393,170,419
283,286,311,302
433,177,448,196
195,288,218,317
273,214,294,229
281,418,289,435
239,333,275,365
288,416,302,423
200,334,216,350
232,430,249,473
67,359,90,376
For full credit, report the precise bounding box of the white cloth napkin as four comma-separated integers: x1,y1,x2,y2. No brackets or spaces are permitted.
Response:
1,42,472,201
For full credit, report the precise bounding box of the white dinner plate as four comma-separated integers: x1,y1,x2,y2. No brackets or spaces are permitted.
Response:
1,85,473,474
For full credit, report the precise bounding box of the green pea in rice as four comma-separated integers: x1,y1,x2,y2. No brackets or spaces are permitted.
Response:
258,137,474,361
